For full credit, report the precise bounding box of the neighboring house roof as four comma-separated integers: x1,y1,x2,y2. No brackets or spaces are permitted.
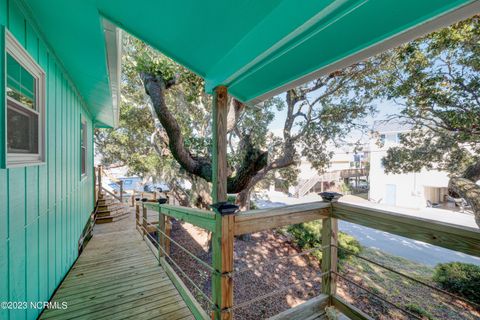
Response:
372,120,413,134
24,0,478,125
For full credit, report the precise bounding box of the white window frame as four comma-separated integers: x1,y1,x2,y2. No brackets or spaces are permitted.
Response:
80,117,87,178
5,30,46,167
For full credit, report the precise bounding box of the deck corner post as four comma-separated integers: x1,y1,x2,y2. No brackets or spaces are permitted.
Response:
211,85,234,320
142,204,148,237
321,204,338,302
135,203,140,227
158,208,166,259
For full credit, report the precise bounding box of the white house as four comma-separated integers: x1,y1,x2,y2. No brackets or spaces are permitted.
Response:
368,121,451,209
289,147,368,197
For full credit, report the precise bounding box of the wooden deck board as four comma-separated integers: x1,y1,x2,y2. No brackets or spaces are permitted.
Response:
40,209,193,320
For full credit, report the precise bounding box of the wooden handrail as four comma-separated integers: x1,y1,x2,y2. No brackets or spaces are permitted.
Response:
332,201,480,257
331,296,372,320
267,294,329,320
143,203,216,232
101,186,121,202
234,201,330,236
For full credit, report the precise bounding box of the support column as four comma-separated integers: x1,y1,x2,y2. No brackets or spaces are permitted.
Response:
211,86,234,320
212,86,228,204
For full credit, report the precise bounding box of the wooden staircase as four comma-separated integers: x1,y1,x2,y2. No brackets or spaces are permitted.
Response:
94,165,131,224
95,192,130,224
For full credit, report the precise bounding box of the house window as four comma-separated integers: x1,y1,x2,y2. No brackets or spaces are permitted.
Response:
81,119,87,176
5,31,45,166
380,134,386,144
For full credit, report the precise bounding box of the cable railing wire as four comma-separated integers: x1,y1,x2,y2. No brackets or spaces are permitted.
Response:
140,224,215,307
334,244,480,308
223,272,328,314
142,220,473,318
230,244,330,276
155,225,216,273
334,271,423,320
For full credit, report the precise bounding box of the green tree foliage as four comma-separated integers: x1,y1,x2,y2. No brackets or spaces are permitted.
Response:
433,262,480,304
97,33,382,207
381,17,480,175
378,17,480,226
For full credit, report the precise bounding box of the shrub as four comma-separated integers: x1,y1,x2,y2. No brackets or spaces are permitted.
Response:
286,220,361,261
337,232,361,260
433,262,480,304
405,303,435,320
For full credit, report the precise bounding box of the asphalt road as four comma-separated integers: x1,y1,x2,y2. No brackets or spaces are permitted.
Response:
256,199,480,267
339,220,480,266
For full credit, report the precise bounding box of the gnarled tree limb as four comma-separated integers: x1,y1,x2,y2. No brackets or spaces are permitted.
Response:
449,161,480,228
140,71,267,194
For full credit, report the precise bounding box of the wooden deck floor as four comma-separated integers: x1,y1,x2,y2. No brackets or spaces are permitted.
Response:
40,208,193,320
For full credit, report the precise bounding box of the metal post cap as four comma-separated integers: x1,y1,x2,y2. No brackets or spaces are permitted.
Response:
210,202,239,215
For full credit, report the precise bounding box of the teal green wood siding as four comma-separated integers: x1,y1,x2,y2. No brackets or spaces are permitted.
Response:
0,1,95,319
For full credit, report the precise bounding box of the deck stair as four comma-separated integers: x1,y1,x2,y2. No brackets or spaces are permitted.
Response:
95,192,130,224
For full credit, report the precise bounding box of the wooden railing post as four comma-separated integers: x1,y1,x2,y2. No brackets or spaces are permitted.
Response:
212,211,234,320
158,210,166,258
98,165,103,199
142,204,148,237
93,166,97,205
119,180,124,203
321,206,338,301
211,86,233,320
165,218,172,255
135,203,140,229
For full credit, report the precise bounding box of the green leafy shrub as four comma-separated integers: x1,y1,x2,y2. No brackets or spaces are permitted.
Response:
286,221,361,261
433,262,480,304
337,232,361,259
405,303,435,320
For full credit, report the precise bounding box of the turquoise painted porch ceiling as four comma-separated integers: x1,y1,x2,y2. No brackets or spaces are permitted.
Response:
25,0,479,127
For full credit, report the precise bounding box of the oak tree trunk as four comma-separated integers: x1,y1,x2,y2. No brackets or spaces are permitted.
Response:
449,162,480,228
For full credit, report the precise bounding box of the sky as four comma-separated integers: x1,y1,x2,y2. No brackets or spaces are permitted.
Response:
267,97,403,144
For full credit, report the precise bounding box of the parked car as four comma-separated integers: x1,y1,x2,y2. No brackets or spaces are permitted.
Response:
143,183,170,193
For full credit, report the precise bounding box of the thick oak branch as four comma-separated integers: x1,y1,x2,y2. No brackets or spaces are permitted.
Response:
140,72,267,194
